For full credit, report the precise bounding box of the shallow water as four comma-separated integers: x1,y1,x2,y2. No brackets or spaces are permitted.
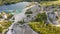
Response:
5,2,31,34
0,2,30,14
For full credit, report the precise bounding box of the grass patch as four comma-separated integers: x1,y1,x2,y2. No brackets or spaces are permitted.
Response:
39,1,60,6
0,21,12,33
29,22,60,34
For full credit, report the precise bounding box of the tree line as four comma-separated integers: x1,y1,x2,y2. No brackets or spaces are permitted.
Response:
0,0,57,5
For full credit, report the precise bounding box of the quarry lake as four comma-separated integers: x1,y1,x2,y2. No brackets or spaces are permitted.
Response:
0,2,30,14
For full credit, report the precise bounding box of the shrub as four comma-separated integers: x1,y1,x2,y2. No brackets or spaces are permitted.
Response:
25,10,32,14
29,22,60,34
33,12,47,22
0,21,12,33
0,27,3,33
18,19,25,24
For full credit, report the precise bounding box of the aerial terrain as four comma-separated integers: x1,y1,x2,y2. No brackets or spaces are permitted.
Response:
0,0,60,34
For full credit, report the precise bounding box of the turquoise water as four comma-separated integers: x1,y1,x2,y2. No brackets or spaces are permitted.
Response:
0,2,30,14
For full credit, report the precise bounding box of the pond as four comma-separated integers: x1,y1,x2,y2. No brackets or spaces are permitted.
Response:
0,2,30,14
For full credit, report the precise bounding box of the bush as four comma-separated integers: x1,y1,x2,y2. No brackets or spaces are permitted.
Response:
18,19,25,24
0,0,23,5
0,27,3,33
25,11,32,14
0,21,12,33
29,22,60,34
33,12,47,22
28,12,60,34
0,14,2,18
27,15,30,18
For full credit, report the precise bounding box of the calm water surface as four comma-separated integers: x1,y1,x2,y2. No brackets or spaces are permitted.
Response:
0,2,30,14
